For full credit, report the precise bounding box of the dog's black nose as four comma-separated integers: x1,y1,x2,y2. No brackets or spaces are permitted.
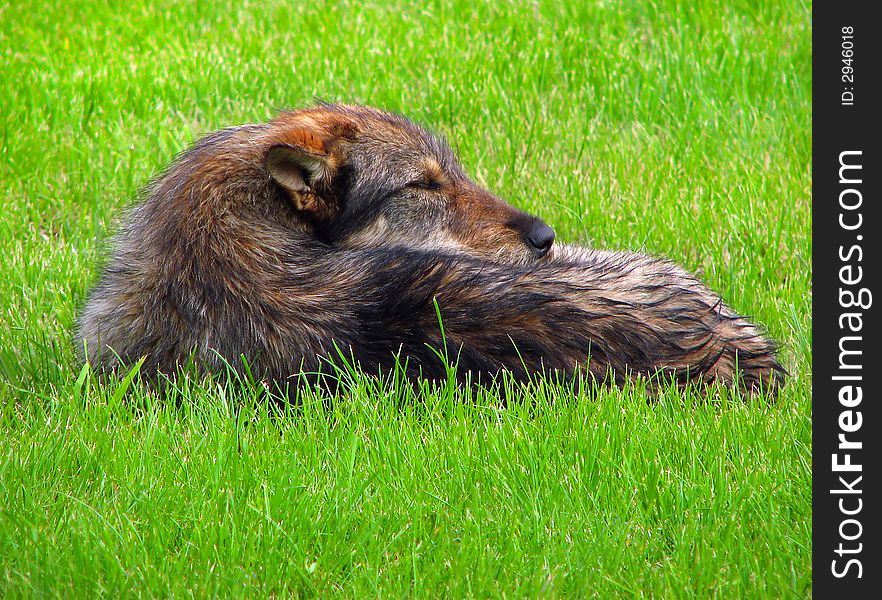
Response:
526,222,555,256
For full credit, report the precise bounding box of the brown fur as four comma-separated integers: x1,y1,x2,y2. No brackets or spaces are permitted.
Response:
78,104,785,395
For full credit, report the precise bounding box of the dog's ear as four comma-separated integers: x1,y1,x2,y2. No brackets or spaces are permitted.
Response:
264,124,350,221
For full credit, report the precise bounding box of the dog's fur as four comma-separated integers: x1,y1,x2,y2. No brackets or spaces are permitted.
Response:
78,104,785,394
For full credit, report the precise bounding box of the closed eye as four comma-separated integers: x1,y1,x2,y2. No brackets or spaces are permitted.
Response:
407,179,442,191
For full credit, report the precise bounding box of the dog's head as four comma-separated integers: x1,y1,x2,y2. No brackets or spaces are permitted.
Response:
262,103,554,263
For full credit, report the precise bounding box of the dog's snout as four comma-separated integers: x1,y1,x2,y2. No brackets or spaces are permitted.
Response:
525,221,555,256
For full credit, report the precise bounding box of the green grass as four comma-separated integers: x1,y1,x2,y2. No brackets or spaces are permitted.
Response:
1,0,811,597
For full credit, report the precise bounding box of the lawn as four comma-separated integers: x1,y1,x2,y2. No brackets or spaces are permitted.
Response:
0,0,812,597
